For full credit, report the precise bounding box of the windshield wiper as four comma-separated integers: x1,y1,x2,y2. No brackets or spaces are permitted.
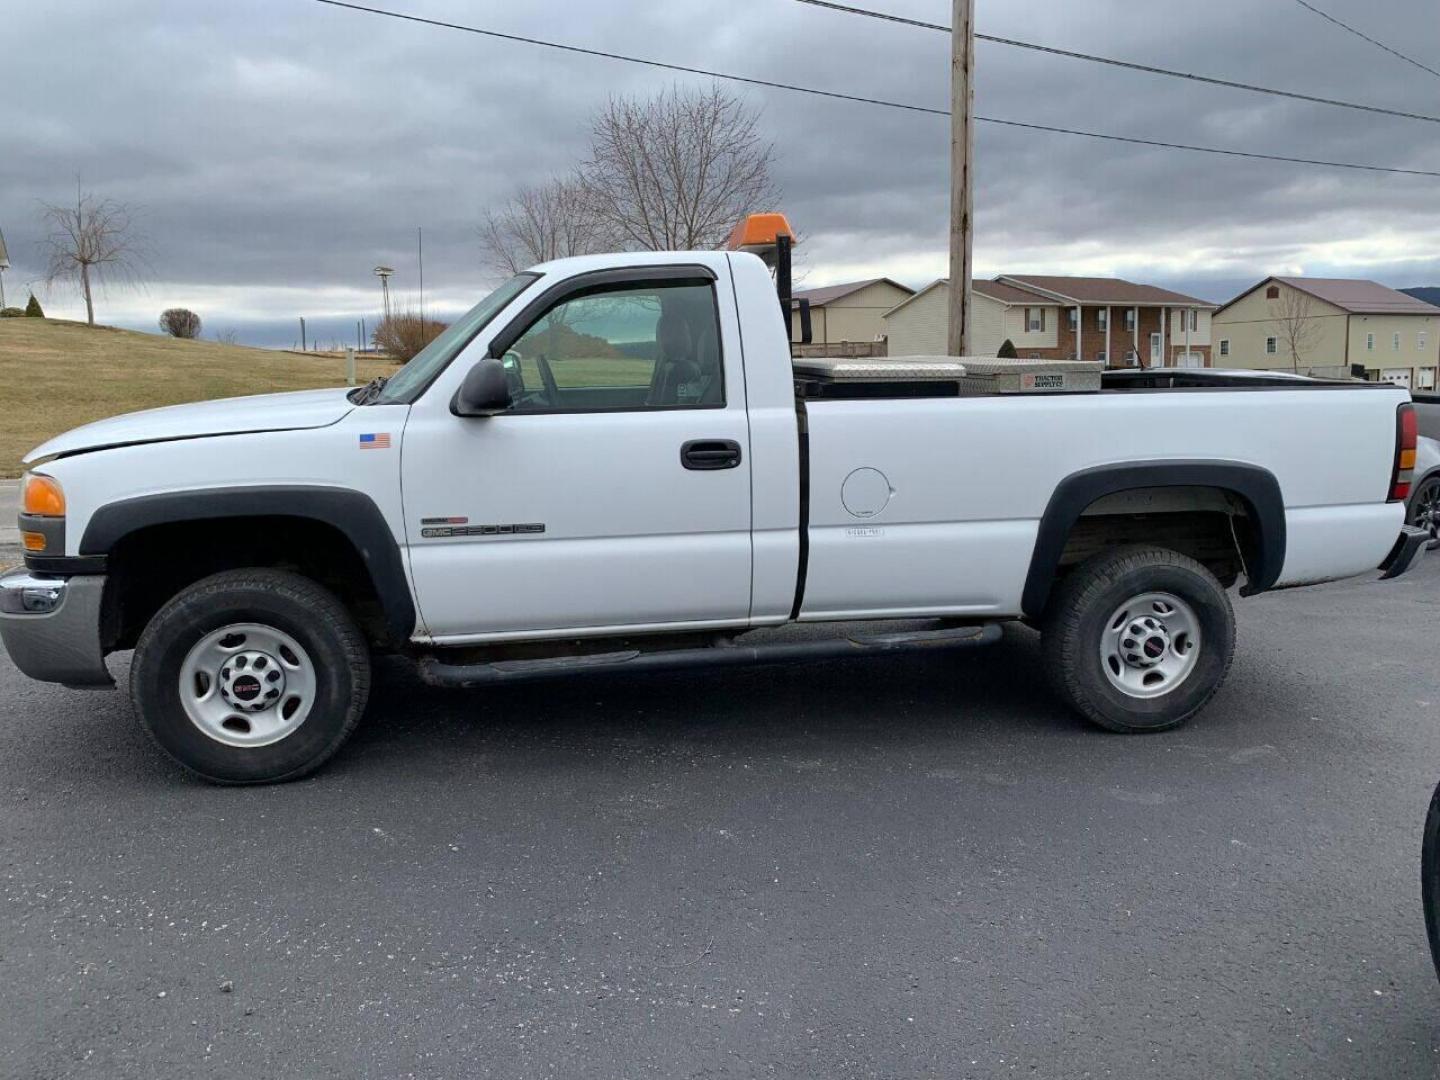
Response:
350,375,389,405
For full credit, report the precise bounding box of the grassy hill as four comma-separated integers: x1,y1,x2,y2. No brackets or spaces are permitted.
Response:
0,319,395,477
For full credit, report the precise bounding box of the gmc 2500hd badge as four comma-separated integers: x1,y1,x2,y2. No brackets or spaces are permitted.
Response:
419,517,546,539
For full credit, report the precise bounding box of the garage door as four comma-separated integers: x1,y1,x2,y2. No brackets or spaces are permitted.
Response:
1382,368,1412,389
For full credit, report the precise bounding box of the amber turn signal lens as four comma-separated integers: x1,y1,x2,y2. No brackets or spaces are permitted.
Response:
21,532,46,552
21,474,65,517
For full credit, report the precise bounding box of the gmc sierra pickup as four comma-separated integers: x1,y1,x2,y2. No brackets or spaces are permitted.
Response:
0,245,1426,782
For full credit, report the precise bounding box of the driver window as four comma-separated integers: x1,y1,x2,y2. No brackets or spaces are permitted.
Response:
501,280,723,413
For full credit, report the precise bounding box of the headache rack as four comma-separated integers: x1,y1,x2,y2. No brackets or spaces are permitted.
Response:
792,356,1103,399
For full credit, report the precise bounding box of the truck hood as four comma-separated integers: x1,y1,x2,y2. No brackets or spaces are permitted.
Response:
24,387,357,465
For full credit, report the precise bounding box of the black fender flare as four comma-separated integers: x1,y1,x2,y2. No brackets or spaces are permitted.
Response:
1021,461,1286,619
80,486,415,645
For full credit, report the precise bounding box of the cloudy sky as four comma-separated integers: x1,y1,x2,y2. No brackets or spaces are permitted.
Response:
6,0,1440,345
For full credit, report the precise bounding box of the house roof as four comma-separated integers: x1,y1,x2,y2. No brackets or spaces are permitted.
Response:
1000,275,1217,308
974,279,1059,305
881,278,1060,320
882,274,1217,321
793,277,914,307
1253,276,1439,316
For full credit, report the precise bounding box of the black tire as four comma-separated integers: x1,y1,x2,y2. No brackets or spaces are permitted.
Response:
130,569,370,783
1422,779,1440,985
1041,545,1235,733
1406,475,1440,551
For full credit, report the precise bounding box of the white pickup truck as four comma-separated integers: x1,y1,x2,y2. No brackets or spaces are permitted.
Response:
0,246,1426,782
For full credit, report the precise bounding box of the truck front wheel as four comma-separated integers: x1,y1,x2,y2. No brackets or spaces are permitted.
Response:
130,569,370,783
1041,545,1235,733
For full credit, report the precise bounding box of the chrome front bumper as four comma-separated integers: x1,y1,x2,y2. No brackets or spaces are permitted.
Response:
0,569,112,688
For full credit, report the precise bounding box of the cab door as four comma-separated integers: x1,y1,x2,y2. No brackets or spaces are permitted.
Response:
400,266,753,642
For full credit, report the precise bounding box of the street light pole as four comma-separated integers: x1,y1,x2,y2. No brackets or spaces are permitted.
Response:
373,266,394,322
947,0,975,358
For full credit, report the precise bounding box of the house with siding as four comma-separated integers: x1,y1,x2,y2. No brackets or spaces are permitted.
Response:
788,278,914,351
1211,277,1440,390
883,275,1217,365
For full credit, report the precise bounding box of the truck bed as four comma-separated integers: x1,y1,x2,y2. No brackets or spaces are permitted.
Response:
792,379,1408,622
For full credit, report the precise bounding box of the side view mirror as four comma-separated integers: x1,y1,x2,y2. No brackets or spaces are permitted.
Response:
450,357,512,417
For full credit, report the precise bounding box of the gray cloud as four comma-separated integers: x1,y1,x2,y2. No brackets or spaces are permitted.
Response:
5,0,1440,342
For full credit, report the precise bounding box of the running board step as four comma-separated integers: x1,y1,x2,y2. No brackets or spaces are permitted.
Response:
418,622,1003,688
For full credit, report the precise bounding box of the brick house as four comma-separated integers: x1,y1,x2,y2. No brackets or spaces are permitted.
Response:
883,275,1218,366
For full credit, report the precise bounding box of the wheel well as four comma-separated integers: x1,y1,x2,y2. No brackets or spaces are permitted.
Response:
1053,485,1259,593
101,516,390,653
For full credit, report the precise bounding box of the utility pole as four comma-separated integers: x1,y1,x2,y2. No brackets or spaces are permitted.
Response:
417,226,425,327
947,0,975,357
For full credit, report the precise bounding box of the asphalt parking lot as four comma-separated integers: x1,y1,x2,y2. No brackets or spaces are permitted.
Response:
4,558,1440,1079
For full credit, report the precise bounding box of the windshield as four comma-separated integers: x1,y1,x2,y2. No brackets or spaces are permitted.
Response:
374,273,538,404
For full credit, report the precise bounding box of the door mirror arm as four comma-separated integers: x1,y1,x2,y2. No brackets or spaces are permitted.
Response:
450,357,513,417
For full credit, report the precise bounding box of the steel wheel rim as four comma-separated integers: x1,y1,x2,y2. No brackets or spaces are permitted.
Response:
1411,479,1440,544
1100,591,1201,700
178,623,317,747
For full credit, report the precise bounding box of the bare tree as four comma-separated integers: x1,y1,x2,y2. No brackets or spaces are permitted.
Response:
580,84,778,251
478,176,607,275
1270,287,1323,373
373,306,448,364
40,186,145,326
159,308,202,339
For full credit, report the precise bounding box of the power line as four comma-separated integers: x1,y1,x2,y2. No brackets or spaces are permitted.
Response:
1289,0,1440,80
789,0,945,30
312,0,946,115
791,0,1440,126
980,116,1440,177
310,0,1440,179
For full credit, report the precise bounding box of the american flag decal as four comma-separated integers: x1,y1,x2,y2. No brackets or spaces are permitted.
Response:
358,432,391,450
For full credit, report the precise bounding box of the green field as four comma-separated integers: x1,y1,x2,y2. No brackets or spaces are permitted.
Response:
515,354,655,389
0,319,395,477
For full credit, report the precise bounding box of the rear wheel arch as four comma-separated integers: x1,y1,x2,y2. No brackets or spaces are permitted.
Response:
82,486,415,649
1021,461,1286,620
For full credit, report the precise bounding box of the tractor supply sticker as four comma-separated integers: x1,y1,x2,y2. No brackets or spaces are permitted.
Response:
358,432,392,450
1021,373,1065,391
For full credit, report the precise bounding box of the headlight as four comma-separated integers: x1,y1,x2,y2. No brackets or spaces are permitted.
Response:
20,473,65,554
21,473,65,518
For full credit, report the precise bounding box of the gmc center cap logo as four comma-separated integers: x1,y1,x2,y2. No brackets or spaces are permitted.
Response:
232,675,263,701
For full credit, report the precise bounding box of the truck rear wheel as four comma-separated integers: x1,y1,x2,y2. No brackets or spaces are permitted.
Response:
1041,545,1235,733
130,569,370,783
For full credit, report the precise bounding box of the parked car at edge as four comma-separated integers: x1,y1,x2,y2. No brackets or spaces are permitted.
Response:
1407,435,1440,550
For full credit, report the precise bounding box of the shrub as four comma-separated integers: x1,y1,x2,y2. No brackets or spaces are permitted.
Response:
373,311,448,364
0,307,23,318
159,308,202,339
997,338,1018,359
24,293,44,318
